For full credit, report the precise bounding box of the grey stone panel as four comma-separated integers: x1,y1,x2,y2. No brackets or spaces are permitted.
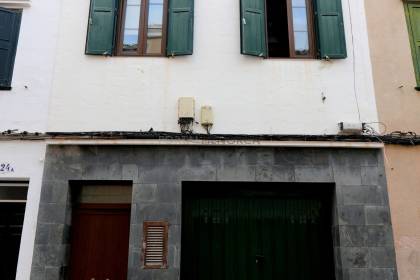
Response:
30,146,397,280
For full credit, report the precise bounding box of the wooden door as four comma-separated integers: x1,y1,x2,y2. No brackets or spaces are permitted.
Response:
69,204,131,280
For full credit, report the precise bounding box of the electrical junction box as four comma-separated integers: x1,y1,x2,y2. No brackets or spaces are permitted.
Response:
201,106,213,126
178,97,195,119
339,122,364,134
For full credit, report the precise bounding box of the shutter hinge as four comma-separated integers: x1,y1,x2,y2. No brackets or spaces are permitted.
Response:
89,18,93,25
242,18,246,25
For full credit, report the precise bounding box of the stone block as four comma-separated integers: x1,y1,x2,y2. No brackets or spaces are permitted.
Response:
32,245,47,267
217,164,256,181
38,203,67,224
367,225,394,246
177,165,217,181
30,266,45,280
123,164,140,182
133,184,157,203
34,223,50,245
361,166,379,186
333,165,362,186
140,203,179,224
48,223,65,244
341,185,383,205
271,165,295,181
339,226,367,247
256,165,273,181
153,268,179,280
366,206,391,225
344,268,370,280
369,268,397,280
370,247,396,268
45,266,61,280
338,205,366,225
141,166,178,184
341,247,370,268
295,165,334,182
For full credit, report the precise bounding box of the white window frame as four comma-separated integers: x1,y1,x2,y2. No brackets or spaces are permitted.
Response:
0,0,31,8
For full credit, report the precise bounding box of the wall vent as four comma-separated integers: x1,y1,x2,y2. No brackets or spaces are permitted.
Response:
142,221,169,269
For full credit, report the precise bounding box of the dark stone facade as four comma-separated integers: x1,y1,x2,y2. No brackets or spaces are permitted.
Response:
30,145,398,280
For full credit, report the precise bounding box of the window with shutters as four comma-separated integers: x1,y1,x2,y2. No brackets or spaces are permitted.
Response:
405,1,420,89
0,8,21,90
142,221,169,269
241,0,346,59
85,0,194,57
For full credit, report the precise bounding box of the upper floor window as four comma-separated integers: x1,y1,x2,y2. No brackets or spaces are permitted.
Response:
405,1,420,90
85,0,193,57
0,8,21,90
240,0,347,59
117,0,167,56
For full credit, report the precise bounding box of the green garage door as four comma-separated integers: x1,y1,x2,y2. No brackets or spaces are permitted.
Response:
181,183,335,280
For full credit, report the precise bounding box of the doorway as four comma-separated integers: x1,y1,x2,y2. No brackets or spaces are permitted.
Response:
181,182,335,280
0,181,28,280
69,184,132,280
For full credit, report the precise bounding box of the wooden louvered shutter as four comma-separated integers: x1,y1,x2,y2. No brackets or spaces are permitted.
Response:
0,8,21,89
407,3,420,88
142,221,169,269
314,0,346,59
166,0,194,56
85,0,118,55
240,0,267,57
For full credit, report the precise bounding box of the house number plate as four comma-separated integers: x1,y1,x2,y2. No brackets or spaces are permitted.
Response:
0,163,15,173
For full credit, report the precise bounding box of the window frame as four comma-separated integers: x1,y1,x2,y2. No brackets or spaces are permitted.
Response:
286,0,316,58
265,0,316,59
116,0,168,57
404,0,420,89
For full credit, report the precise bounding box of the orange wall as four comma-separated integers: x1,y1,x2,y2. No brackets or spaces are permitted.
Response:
365,0,420,279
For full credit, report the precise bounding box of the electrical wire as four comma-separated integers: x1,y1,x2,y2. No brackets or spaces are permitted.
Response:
347,0,362,123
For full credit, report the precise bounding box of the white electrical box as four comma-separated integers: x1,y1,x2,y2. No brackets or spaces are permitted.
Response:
339,122,364,134
178,97,195,119
201,106,214,126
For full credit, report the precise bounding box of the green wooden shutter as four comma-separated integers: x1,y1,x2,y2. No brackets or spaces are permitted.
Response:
407,3,420,87
240,0,267,57
0,9,21,89
314,0,346,59
85,0,118,55
166,0,194,56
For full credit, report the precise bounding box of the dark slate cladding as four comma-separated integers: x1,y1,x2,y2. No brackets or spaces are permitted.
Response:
30,146,398,280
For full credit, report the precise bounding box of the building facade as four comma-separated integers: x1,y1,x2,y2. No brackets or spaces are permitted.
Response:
0,0,61,279
0,0,403,279
366,1,420,279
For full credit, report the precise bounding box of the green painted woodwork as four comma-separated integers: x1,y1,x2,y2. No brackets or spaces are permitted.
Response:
406,3,420,87
182,192,334,280
0,9,21,88
314,0,346,59
85,0,118,55
166,0,194,56
240,0,267,57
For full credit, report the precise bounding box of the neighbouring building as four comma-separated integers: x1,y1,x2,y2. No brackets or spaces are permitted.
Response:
0,0,61,279
0,0,397,279
366,0,420,279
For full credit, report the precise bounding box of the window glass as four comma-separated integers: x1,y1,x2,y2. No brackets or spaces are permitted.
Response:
123,0,141,51
292,0,309,55
146,0,164,54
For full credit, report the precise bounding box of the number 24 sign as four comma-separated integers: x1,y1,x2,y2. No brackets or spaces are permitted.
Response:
0,163,14,173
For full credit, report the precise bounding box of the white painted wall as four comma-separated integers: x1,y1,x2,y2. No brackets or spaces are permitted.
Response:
0,141,46,280
0,0,60,132
48,0,377,134
0,1,60,279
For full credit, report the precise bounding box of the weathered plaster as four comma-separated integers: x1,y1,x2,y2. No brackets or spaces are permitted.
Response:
47,0,378,134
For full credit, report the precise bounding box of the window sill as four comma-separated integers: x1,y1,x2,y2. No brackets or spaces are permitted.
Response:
0,86,12,91
0,0,31,8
